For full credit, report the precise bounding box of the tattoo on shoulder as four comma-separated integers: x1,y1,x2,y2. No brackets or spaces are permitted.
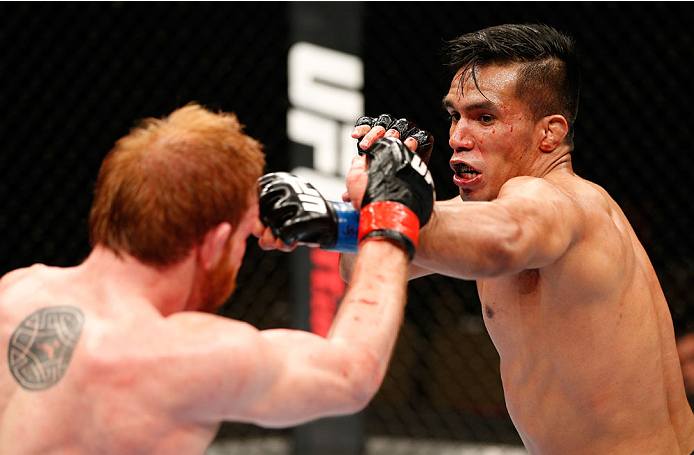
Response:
7,306,85,391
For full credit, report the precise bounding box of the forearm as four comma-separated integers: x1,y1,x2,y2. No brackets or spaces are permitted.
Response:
247,137,435,426
328,238,409,393
339,250,433,283
239,239,410,427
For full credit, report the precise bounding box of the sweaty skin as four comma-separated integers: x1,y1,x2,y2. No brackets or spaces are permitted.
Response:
678,333,694,399
342,64,694,454
0,201,410,455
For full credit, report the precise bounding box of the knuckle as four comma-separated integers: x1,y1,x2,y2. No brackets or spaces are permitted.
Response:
374,113,394,129
391,118,409,137
355,116,375,127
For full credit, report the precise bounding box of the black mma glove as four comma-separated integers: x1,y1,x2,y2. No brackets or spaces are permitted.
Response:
355,113,433,164
358,137,436,260
258,172,359,253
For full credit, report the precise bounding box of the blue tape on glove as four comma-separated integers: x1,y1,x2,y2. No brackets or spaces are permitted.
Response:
325,201,359,253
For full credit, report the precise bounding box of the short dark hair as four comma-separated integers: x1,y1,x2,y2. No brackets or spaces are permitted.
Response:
443,24,580,147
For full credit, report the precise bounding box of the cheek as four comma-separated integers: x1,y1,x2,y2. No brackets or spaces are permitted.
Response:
478,132,515,161
492,125,526,158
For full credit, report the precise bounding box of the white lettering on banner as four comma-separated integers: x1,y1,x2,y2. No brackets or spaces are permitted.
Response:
288,42,364,201
288,42,363,122
287,109,338,176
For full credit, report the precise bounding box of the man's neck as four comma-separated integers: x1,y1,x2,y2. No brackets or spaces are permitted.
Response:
78,245,198,316
535,147,574,179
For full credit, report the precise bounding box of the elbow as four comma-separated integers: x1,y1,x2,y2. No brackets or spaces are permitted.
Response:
342,349,384,413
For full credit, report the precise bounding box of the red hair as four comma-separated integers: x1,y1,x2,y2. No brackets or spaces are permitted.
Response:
89,103,265,266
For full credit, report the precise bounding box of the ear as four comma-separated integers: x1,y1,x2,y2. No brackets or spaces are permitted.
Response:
539,115,569,153
199,222,232,270
227,222,251,272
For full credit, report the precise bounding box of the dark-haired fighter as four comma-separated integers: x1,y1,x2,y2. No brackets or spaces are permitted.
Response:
0,104,434,455
343,24,694,454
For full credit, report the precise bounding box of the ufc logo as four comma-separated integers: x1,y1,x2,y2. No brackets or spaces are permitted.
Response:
288,41,364,200
288,178,328,214
410,154,434,186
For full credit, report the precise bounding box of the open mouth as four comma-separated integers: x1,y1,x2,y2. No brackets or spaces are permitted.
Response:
454,163,480,180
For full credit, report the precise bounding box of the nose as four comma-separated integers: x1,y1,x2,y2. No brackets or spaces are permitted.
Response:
449,121,474,152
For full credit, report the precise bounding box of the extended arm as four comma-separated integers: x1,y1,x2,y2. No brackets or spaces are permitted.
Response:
151,242,407,428
237,237,409,426
342,176,584,282
144,240,405,429
416,177,584,280
163,137,435,428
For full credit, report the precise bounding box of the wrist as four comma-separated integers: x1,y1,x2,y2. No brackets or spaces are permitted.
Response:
358,236,411,260
322,201,359,253
358,201,420,260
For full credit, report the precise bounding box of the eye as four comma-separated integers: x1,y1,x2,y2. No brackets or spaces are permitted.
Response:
447,112,460,123
478,114,494,124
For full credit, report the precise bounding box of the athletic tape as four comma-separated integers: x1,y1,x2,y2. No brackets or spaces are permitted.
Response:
358,201,420,248
325,201,359,253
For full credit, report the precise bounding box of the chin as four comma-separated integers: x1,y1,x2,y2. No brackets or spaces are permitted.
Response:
459,187,498,202
459,189,484,202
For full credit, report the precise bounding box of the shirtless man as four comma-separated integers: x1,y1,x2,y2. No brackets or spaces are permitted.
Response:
342,24,694,454
0,103,434,454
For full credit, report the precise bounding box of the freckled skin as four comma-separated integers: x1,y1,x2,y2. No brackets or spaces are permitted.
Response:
0,206,412,454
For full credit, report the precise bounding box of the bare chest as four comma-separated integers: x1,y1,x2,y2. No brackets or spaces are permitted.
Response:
476,268,592,361
478,269,542,328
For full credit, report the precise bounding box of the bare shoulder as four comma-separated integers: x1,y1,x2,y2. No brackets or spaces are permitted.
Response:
0,264,42,289
547,172,615,210
102,312,276,421
89,311,261,364
503,173,621,227
164,311,262,346
79,310,265,396
502,173,608,206
0,264,52,302
545,174,636,283
100,311,266,375
502,173,631,271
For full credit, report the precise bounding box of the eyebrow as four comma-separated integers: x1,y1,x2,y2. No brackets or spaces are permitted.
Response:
441,97,498,113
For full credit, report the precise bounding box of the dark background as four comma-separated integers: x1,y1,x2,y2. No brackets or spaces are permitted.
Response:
1,1,692,446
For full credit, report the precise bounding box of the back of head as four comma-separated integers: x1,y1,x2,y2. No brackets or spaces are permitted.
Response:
444,23,580,147
89,103,266,266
